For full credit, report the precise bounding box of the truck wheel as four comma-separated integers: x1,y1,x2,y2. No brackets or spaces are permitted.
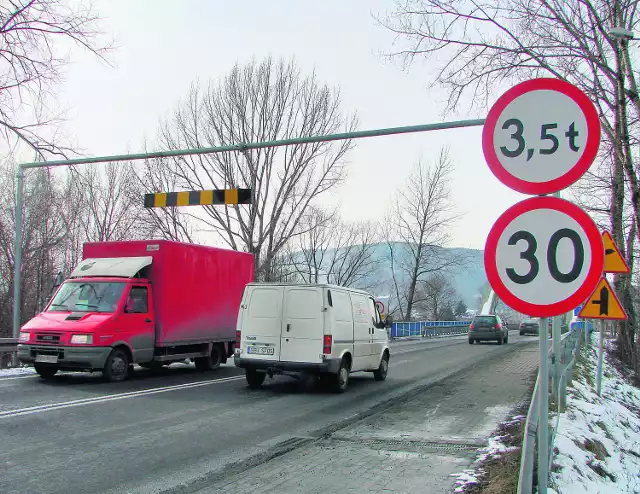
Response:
245,369,266,389
332,359,350,393
34,364,58,379
373,353,389,381
195,344,223,371
103,348,130,382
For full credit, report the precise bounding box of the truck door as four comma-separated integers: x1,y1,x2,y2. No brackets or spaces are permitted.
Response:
122,285,154,363
280,287,323,364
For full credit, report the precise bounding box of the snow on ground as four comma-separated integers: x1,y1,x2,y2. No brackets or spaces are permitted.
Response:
450,333,640,494
0,366,35,377
550,339,640,494
450,417,522,492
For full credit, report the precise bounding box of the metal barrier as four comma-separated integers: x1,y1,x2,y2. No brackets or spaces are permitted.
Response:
517,328,583,494
391,321,470,338
0,338,18,369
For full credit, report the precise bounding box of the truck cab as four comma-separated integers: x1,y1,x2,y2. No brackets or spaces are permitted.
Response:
19,258,156,380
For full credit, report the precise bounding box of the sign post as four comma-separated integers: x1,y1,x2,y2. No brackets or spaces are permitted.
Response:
483,78,602,494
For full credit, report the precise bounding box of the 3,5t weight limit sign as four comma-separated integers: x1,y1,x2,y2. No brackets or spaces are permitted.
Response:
483,78,600,195
485,197,604,317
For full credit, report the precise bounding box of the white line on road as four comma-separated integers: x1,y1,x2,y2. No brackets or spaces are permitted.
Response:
0,375,245,419
389,359,411,368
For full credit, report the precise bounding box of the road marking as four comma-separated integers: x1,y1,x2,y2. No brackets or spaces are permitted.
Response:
0,375,245,419
389,359,410,368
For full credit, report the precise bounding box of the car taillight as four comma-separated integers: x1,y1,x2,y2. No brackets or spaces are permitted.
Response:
469,324,475,330
495,324,502,329
236,330,241,348
323,335,332,354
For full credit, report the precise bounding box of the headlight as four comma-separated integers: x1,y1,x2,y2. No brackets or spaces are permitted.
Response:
71,334,93,344
19,332,30,343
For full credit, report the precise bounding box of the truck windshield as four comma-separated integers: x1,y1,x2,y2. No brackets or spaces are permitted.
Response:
47,281,126,313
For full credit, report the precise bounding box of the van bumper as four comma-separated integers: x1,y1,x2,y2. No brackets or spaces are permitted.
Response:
18,344,112,371
234,357,342,375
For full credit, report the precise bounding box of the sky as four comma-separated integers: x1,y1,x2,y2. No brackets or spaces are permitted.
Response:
49,0,527,250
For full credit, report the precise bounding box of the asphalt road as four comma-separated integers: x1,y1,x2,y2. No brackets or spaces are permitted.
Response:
0,332,538,494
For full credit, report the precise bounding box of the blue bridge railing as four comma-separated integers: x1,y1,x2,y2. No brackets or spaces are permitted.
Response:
390,321,470,338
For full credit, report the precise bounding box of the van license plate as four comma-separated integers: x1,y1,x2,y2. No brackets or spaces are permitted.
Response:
35,354,58,363
247,346,274,356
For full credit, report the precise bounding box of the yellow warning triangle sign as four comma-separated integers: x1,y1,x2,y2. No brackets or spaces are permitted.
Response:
578,277,627,320
602,231,630,274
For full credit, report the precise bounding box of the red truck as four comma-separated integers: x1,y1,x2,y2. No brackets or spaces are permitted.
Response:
17,240,254,382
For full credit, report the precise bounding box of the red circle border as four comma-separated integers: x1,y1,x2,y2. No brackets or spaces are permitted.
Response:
484,197,604,317
482,78,601,195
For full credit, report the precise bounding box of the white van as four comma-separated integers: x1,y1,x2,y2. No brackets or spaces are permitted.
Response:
234,283,391,392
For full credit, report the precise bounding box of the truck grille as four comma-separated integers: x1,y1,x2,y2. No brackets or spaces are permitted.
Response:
35,333,62,344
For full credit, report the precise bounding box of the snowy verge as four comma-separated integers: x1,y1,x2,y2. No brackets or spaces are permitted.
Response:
550,339,640,494
0,366,35,377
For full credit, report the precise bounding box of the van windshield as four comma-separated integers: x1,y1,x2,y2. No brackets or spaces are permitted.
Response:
47,281,126,313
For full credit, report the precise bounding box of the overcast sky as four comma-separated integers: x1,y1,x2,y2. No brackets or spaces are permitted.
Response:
51,0,526,250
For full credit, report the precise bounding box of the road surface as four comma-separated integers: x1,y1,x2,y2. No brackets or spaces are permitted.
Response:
0,332,537,493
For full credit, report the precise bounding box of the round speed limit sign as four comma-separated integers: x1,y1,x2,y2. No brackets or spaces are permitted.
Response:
482,78,600,195
485,197,604,317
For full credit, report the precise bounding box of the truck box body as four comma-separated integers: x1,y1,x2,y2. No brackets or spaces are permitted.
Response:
83,240,254,346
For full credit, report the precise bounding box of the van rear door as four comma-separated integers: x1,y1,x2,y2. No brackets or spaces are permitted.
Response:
280,286,323,364
240,285,284,362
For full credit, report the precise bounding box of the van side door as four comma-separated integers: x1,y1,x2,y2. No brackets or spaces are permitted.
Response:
328,289,354,361
368,297,386,366
350,293,372,371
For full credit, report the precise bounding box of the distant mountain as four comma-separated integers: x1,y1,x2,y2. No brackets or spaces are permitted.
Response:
300,242,487,310
363,243,487,310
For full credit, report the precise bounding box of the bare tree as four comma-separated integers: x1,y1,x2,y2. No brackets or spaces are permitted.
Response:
70,162,156,242
386,148,463,321
150,58,357,280
0,0,110,157
415,273,458,320
287,206,381,289
0,164,67,335
379,0,640,372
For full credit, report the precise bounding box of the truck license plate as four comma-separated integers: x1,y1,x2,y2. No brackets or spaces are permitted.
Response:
35,354,58,364
247,346,274,356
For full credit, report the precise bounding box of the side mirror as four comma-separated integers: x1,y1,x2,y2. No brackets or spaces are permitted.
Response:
385,315,394,328
125,298,134,313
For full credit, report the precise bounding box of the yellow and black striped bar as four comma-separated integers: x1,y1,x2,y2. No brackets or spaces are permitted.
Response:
144,188,252,208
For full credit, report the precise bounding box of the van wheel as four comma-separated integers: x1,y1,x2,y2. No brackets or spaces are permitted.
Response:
373,354,389,381
497,337,504,345
195,344,223,371
333,360,349,393
245,369,266,389
103,349,130,382
34,364,58,379
468,339,474,345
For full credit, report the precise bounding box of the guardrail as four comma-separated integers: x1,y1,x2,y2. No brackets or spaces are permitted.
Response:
517,327,583,494
390,321,470,338
0,338,18,369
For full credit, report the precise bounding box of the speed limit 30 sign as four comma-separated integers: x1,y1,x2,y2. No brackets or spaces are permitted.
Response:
485,197,604,317
482,78,600,195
